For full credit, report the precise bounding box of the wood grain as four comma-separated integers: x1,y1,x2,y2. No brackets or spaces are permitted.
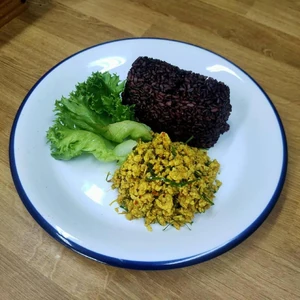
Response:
0,0,299,299
0,0,27,28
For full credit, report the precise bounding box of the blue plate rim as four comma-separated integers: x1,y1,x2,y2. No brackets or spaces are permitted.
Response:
9,37,288,270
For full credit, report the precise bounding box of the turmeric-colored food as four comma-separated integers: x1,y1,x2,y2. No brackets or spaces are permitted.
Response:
111,132,221,231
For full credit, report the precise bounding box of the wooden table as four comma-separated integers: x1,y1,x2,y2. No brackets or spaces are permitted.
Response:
1,1,299,299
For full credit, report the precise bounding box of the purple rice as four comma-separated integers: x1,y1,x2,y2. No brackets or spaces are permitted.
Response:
122,56,232,148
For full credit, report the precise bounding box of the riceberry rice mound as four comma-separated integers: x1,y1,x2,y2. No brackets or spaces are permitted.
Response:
122,56,232,148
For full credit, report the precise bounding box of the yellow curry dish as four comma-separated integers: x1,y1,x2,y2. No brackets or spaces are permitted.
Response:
111,132,222,231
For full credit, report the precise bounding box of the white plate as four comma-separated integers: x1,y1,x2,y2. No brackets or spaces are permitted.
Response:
9,38,287,270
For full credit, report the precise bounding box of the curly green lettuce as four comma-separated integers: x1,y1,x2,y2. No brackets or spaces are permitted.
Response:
47,124,137,163
71,71,134,122
46,71,152,163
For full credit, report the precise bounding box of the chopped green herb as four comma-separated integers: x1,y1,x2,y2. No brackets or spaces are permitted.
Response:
185,135,194,144
194,170,202,178
163,223,171,231
106,171,112,182
202,194,214,205
185,224,192,231
120,204,128,212
205,161,211,166
171,145,177,157
147,175,198,187
147,162,155,175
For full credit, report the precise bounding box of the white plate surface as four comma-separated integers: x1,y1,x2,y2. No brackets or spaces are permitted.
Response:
10,38,287,270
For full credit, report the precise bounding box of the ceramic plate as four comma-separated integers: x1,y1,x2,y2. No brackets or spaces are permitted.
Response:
9,38,287,270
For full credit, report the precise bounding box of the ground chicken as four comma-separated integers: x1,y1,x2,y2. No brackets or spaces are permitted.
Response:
111,132,221,231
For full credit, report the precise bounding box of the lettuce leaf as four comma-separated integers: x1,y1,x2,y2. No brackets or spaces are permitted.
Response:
53,94,110,131
53,72,134,128
71,71,134,122
53,95,151,143
46,124,137,163
46,71,152,163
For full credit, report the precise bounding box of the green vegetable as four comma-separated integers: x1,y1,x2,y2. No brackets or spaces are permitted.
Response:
52,72,136,135
53,95,110,131
106,172,112,182
47,124,135,163
97,120,152,143
47,71,152,163
70,71,134,122
147,176,198,187
171,145,177,157
113,139,137,157
185,224,192,231
185,135,194,144
194,170,203,178
163,224,171,231
202,194,214,205
120,204,128,212
146,163,198,187
53,94,150,142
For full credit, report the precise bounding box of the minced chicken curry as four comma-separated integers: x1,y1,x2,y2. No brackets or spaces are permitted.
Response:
111,132,221,231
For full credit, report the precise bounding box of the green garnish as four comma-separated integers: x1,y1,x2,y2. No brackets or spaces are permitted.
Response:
147,163,199,187
147,176,198,187
185,224,192,231
185,135,194,144
120,204,128,212
194,170,203,178
106,172,112,182
171,145,177,157
147,162,155,174
202,194,214,205
163,223,171,231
